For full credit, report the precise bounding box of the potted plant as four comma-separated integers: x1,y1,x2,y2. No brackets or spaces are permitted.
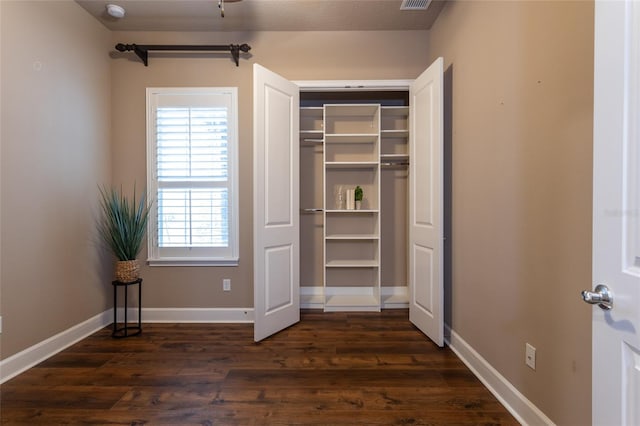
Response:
98,185,150,282
355,185,363,210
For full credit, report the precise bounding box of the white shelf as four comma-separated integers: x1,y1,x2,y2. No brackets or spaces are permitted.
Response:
326,260,379,268
380,153,409,160
325,161,378,169
324,294,381,312
301,108,324,134
382,292,409,305
325,234,379,240
381,129,409,137
325,104,379,116
324,134,378,143
325,209,379,214
301,292,325,307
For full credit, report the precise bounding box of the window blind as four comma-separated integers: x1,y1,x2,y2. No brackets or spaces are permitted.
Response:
147,88,239,265
156,107,229,248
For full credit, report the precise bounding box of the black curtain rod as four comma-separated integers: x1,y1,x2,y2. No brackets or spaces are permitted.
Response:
115,43,251,67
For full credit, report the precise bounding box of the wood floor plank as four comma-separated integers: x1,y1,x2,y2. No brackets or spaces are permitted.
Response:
0,309,518,425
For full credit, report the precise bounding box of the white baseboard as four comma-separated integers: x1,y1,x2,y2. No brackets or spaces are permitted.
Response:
131,307,254,323
0,307,253,385
300,286,325,309
0,309,112,384
1,304,551,426
300,285,409,309
445,326,555,426
381,286,409,309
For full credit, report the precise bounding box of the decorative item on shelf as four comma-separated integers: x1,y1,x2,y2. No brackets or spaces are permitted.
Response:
97,184,151,283
346,188,356,210
355,186,363,210
334,185,345,210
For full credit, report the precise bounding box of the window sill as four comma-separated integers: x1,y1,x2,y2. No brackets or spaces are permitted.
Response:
147,257,239,267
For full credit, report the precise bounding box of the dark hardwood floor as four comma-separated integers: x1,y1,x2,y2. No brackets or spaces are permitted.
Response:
0,310,518,425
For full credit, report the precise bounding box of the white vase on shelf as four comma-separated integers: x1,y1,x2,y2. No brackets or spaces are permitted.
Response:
346,189,355,210
334,185,345,209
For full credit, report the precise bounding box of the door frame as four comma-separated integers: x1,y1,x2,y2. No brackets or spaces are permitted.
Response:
294,76,446,345
294,78,414,310
293,80,413,92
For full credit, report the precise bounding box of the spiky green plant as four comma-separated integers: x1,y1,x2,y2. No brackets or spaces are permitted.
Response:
97,185,150,261
355,185,363,202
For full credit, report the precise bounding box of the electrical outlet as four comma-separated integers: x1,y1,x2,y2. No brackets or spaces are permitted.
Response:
526,343,536,370
223,279,231,292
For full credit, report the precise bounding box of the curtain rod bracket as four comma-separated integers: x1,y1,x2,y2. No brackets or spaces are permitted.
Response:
115,43,251,67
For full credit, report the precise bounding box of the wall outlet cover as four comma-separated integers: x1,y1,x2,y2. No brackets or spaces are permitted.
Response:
526,343,536,370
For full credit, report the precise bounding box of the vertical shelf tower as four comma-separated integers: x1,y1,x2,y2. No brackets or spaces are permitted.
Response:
323,104,381,311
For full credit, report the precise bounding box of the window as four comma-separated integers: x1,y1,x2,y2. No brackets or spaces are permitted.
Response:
146,88,239,266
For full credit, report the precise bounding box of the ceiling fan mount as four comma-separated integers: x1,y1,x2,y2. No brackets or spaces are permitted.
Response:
218,0,242,18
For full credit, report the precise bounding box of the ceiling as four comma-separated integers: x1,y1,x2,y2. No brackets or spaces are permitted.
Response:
75,0,445,32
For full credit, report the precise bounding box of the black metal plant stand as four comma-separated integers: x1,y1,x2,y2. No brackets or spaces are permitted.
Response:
112,278,142,338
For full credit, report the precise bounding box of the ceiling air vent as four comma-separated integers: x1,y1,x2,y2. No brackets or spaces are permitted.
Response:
400,0,431,10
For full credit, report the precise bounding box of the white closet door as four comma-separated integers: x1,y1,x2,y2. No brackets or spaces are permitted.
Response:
409,57,444,347
590,1,640,423
253,64,300,341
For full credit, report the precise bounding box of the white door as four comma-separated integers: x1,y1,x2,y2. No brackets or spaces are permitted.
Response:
253,64,300,341
587,1,640,424
409,57,444,347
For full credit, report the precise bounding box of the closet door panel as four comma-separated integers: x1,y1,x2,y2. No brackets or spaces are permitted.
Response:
409,58,444,347
254,64,300,341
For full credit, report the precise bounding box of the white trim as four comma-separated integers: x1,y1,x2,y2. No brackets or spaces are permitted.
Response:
147,258,239,267
131,307,254,323
0,307,253,384
146,87,240,264
381,286,409,309
300,285,409,309
300,286,325,309
445,326,555,426
294,79,413,91
0,310,112,384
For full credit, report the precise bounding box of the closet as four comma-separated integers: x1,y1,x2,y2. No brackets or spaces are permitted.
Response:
299,92,410,311
253,60,443,344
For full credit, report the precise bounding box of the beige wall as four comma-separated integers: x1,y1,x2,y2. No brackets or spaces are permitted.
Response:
0,1,112,358
0,1,595,422
111,30,430,308
428,1,593,424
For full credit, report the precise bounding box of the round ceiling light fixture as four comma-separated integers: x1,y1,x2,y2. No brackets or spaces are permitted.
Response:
106,4,126,19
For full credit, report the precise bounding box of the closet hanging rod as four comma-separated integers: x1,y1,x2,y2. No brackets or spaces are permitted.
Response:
381,162,410,167
115,43,251,67
301,208,324,213
302,138,324,143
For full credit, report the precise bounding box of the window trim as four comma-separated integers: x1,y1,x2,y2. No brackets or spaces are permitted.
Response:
146,87,239,266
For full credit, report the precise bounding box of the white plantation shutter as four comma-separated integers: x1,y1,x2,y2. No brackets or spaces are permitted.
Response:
147,88,239,265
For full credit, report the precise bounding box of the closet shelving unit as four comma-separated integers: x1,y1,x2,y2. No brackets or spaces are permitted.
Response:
300,107,326,306
299,102,410,311
380,106,410,166
323,104,381,311
379,105,410,306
